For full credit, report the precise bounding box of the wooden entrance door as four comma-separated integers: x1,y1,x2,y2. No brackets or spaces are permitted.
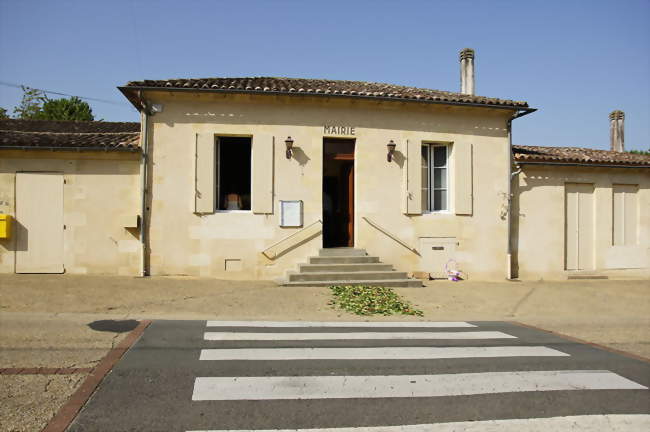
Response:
345,164,354,247
565,183,595,271
15,172,64,273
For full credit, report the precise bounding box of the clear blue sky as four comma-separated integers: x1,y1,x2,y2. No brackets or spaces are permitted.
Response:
1,0,648,150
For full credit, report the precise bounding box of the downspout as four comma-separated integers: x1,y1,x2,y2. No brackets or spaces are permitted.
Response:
506,116,514,280
506,108,535,280
139,92,151,276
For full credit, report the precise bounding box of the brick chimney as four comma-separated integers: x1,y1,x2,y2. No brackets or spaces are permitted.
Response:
609,110,625,152
460,48,475,95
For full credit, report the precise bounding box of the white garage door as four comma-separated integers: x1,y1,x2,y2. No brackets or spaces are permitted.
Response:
15,172,64,273
565,183,595,271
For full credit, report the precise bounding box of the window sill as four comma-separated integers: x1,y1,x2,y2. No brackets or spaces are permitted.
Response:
422,211,453,215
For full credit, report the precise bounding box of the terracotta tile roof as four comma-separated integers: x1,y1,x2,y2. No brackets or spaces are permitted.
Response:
513,145,650,167
122,76,529,109
0,119,140,152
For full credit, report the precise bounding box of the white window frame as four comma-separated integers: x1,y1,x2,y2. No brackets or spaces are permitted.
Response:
422,143,450,213
215,135,253,213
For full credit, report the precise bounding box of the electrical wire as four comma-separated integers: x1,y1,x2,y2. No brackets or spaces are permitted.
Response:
0,80,130,107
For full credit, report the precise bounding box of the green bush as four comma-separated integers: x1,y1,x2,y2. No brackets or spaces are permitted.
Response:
328,285,423,316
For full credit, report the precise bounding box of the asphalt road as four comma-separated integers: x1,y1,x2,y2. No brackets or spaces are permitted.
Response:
68,321,650,431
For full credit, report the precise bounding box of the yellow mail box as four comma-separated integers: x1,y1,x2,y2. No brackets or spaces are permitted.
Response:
0,214,12,239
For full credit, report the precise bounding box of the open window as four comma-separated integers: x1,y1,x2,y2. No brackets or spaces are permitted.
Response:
216,136,252,211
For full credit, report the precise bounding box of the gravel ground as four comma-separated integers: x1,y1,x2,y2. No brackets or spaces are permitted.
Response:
1,374,86,432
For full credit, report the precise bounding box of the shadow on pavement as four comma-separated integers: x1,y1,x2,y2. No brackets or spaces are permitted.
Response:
88,319,139,333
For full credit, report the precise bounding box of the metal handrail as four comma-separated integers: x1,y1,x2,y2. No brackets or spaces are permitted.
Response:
262,220,323,259
362,217,419,256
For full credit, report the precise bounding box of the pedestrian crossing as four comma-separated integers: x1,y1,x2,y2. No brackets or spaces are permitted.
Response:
188,321,650,431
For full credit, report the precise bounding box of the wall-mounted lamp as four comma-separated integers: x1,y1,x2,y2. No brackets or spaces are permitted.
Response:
285,136,294,159
387,140,396,162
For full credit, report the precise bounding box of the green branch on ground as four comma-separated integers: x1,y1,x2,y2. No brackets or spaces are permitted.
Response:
328,285,423,316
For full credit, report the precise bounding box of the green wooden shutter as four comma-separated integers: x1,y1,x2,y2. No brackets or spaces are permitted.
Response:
252,134,274,214
195,133,215,213
454,142,473,215
404,139,422,215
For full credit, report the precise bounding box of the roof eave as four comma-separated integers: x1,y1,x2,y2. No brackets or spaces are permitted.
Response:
118,86,147,113
515,160,650,168
0,145,141,153
118,85,534,113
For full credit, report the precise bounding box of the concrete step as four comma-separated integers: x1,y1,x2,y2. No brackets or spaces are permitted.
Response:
283,279,423,288
298,263,393,273
319,248,367,257
288,271,408,282
281,248,420,288
309,256,380,264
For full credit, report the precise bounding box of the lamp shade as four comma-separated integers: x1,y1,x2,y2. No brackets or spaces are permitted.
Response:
387,140,396,162
285,136,294,159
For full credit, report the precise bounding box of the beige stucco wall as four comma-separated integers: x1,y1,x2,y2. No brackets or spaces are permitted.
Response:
0,150,141,275
143,91,514,280
514,165,650,279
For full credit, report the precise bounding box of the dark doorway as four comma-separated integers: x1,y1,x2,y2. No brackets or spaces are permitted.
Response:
323,138,355,247
217,136,252,210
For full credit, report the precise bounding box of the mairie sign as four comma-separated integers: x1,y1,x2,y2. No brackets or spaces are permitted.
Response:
324,125,355,135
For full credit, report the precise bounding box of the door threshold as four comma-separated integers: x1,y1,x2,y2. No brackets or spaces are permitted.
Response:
566,273,609,280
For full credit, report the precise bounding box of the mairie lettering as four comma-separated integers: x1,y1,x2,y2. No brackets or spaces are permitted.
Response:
324,125,355,135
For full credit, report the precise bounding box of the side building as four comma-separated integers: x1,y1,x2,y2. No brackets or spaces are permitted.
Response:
513,134,649,279
0,119,142,275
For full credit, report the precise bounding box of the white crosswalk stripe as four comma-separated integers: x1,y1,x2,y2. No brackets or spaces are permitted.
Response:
192,370,645,401
187,414,650,432
205,321,476,328
199,345,569,361
203,331,515,341
189,321,649,431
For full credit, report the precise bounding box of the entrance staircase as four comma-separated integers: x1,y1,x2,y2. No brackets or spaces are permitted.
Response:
281,248,422,287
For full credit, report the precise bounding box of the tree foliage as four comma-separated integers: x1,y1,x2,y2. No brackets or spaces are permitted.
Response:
13,86,47,119
40,96,94,121
0,107,9,119
11,86,94,121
